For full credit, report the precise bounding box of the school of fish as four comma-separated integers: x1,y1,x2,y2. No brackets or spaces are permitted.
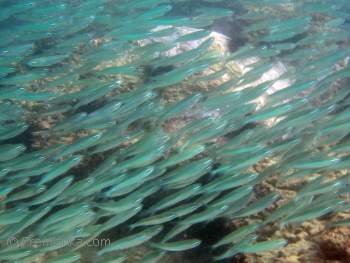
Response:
0,0,350,262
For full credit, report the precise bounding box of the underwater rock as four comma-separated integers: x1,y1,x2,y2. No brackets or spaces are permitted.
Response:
319,227,350,261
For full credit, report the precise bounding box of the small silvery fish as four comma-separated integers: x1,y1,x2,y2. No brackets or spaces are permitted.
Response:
212,223,261,248
213,235,258,260
202,173,257,193
74,206,142,251
100,205,142,232
162,158,213,189
97,226,163,255
5,152,47,172
56,177,95,203
105,167,154,197
180,205,228,225
0,144,26,162
0,207,29,225
0,122,29,141
4,185,46,203
158,144,205,169
162,224,192,243
282,206,334,225
161,93,203,121
210,186,253,207
39,156,82,184
42,209,95,236
2,205,52,239
53,133,102,159
0,87,55,101
150,239,201,252
163,203,200,219
232,193,279,218
240,239,288,254
27,54,69,67
298,179,343,198
92,198,141,214
112,145,166,172
131,211,176,228
36,203,90,234
287,157,340,170
28,176,73,205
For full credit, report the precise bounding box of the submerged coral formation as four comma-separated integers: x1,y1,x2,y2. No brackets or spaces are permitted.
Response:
0,0,350,262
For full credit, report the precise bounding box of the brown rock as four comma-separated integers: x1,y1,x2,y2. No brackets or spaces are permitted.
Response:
319,227,350,262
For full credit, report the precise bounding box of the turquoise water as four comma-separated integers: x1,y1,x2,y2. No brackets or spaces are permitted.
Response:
0,0,350,262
